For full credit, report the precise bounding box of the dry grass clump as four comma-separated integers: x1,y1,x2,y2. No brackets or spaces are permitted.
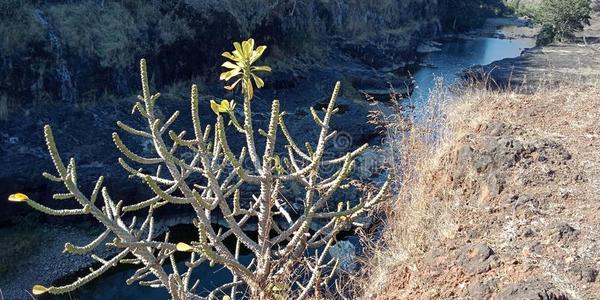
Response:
351,80,462,297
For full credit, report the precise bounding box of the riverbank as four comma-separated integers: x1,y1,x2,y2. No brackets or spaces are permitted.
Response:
473,13,600,90
358,15,600,300
409,17,536,105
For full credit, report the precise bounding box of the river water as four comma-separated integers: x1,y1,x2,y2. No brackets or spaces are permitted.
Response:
45,23,535,300
411,33,535,105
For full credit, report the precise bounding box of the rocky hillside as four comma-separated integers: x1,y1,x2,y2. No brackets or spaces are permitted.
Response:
368,84,600,299
360,16,600,299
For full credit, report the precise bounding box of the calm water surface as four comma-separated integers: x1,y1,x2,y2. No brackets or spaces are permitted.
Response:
411,35,535,104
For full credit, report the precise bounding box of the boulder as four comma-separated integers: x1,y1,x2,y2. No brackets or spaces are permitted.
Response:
329,240,357,272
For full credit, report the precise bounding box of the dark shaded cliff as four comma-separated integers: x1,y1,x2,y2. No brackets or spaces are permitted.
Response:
0,0,441,110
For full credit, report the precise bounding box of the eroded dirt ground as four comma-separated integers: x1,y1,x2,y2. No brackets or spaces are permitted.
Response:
376,84,600,299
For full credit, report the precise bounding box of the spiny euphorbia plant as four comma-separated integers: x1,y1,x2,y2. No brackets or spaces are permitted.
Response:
9,38,390,300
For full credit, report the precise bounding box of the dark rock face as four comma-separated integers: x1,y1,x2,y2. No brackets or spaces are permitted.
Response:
457,243,498,274
0,101,152,219
498,279,569,300
0,0,441,110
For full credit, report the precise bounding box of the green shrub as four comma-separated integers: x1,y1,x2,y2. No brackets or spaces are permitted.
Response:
537,0,592,41
536,23,557,46
504,0,539,17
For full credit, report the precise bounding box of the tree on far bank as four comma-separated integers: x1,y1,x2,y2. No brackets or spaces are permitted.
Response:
537,0,592,44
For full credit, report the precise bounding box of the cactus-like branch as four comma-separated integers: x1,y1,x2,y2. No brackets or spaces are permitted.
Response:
278,113,311,161
14,42,391,299
145,176,192,205
297,238,336,300
64,229,110,255
242,97,262,172
113,132,163,164
44,125,68,178
117,121,153,138
25,198,87,216
42,171,63,182
216,116,261,184
160,111,180,134
44,249,130,295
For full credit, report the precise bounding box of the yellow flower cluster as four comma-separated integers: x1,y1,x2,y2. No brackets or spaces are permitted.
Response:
220,38,271,100
210,99,236,115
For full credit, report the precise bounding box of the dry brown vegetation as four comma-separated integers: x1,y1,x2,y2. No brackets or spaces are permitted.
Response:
356,80,600,299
